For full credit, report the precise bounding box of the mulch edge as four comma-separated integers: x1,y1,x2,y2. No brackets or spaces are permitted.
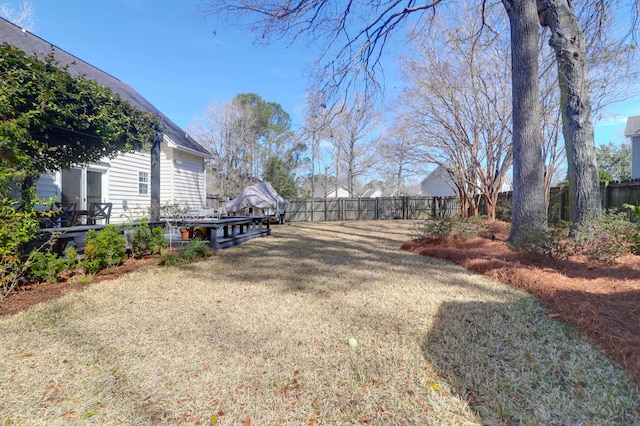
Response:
401,238,640,387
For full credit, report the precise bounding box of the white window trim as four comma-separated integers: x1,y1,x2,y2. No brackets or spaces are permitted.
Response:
138,170,149,195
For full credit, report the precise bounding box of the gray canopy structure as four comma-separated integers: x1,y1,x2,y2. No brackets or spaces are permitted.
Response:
224,182,288,223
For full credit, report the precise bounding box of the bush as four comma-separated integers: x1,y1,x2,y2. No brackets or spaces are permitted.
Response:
26,250,65,283
0,198,44,295
82,225,127,273
572,213,640,263
126,219,167,258
157,240,213,266
182,239,212,260
507,224,570,259
411,216,489,242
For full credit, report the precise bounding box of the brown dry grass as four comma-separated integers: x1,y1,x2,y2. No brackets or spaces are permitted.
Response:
401,220,640,385
0,221,638,425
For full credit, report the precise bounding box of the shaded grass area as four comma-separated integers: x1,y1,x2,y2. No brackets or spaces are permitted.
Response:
0,221,638,424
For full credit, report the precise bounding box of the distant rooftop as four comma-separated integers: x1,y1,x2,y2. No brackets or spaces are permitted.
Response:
625,116,640,138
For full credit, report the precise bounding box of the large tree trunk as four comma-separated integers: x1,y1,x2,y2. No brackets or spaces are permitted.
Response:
538,0,601,226
503,0,548,243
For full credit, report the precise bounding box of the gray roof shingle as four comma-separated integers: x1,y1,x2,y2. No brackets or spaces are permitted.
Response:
0,17,210,157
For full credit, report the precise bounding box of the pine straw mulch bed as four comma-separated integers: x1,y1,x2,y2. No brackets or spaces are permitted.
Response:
401,220,640,386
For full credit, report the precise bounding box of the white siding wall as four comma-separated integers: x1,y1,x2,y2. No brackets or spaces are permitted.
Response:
421,168,457,197
160,146,174,204
33,145,207,224
165,149,206,211
633,136,640,179
35,172,61,202
108,151,151,223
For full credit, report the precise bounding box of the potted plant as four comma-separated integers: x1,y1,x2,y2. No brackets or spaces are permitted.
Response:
180,227,191,239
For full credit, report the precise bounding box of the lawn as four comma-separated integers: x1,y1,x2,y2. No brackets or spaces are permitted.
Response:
1,221,638,424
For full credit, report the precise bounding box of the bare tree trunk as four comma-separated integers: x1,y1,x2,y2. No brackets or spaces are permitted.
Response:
538,0,601,226
503,0,548,243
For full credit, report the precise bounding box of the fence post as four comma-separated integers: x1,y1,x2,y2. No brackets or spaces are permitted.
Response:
324,198,328,221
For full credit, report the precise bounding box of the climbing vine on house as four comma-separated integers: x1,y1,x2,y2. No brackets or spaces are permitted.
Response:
0,42,164,292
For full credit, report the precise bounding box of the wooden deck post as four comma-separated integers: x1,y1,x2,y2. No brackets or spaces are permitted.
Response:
150,132,162,222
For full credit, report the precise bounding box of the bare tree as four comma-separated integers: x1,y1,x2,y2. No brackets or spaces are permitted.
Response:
300,91,331,199
200,0,545,240
500,0,548,241
326,95,380,196
538,0,639,225
200,0,638,242
399,7,513,220
189,100,259,198
0,1,34,30
374,118,426,196
538,0,601,227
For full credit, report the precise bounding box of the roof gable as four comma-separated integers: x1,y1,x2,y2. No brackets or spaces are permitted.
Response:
625,116,640,138
0,17,210,158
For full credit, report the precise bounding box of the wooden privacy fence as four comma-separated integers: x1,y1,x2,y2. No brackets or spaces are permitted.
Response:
548,179,640,223
284,196,460,222
283,180,640,224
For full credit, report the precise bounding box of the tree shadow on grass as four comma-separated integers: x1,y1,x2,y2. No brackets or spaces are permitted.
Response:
422,298,640,425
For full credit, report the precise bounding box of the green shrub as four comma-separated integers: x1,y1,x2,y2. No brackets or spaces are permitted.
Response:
82,225,127,273
64,246,78,269
157,240,212,266
181,239,212,260
26,250,65,283
572,213,640,263
508,224,571,259
0,197,45,295
126,219,167,258
411,216,489,242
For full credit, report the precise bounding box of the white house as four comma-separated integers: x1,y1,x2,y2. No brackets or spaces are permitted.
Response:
1,17,213,224
361,187,383,198
324,186,355,198
421,165,512,197
420,166,458,197
625,116,640,179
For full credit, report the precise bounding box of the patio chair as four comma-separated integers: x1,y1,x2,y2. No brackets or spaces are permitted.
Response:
54,202,77,227
87,202,112,225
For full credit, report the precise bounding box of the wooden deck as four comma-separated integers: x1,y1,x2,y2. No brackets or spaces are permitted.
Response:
175,216,271,249
35,216,271,255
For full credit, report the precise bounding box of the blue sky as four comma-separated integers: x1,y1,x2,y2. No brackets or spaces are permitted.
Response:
4,0,639,146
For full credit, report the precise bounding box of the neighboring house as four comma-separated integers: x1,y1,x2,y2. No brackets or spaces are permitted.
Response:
1,17,213,224
420,166,457,197
361,187,383,198
324,186,355,198
625,116,640,179
420,165,513,197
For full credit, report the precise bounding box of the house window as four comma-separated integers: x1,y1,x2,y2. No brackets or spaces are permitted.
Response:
138,171,149,195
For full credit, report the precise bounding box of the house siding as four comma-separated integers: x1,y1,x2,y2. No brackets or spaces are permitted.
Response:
167,150,206,211
160,147,174,204
34,146,207,224
421,167,457,197
633,136,640,179
35,172,60,202
108,151,152,223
